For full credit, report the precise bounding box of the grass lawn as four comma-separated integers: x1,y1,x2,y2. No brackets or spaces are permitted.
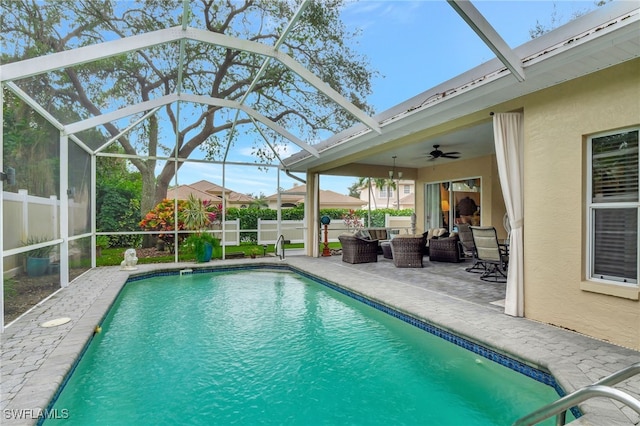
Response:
97,242,342,267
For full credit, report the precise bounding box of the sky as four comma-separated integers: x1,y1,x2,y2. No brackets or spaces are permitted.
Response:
178,0,600,198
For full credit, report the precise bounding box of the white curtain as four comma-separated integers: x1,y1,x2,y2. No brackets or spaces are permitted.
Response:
493,112,524,317
424,183,442,230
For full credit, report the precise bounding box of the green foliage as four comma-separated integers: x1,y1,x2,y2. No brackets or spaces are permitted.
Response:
223,206,413,229
95,236,110,249
3,278,17,299
2,88,60,196
140,196,223,256
96,154,143,247
139,199,188,252
183,233,221,262
362,208,414,228
179,195,223,261
181,194,222,231
23,236,56,258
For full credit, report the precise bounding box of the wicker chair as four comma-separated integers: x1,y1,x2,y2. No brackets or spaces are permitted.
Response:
429,235,462,263
338,234,378,264
390,235,426,268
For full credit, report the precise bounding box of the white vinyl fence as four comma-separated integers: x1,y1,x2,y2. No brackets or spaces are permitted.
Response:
2,190,415,254
3,190,60,251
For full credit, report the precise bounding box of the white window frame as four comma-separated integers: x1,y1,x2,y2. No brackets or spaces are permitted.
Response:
586,127,639,288
379,185,393,199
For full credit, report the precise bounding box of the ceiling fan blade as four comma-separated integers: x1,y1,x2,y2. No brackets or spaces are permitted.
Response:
441,154,460,159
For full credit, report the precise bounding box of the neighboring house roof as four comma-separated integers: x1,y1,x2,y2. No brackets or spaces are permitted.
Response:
397,192,414,206
188,180,254,203
167,185,222,202
266,184,366,208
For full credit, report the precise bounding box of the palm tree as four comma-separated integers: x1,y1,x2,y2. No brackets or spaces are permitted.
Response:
356,177,376,210
373,178,396,209
249,193,269,209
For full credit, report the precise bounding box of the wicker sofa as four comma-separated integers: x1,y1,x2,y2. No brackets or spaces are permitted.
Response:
355,227,392,254
390,234,426,268
338,234,379,264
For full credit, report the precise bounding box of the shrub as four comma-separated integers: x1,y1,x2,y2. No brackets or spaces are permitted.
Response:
139,199,188,252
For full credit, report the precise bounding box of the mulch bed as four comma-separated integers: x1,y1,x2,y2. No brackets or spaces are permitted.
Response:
3,248,170,325
3,247,260,324
3,268,85,325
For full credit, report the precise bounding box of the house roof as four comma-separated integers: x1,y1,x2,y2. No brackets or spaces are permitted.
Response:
266,184,365,207
166,185,222,202
396,192,415,207
189,180,254,203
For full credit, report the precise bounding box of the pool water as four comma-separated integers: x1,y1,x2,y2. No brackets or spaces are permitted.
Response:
46,269,564,425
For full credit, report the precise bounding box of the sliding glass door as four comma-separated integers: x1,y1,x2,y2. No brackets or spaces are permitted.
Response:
424,178,481,232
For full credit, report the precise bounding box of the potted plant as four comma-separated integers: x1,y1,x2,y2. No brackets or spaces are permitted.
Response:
181,194,221,263
24,236,55,276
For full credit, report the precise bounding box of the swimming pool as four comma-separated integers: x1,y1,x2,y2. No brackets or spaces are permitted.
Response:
44,267,572,425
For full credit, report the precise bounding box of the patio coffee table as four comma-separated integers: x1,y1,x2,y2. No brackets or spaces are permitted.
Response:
380,241,393,259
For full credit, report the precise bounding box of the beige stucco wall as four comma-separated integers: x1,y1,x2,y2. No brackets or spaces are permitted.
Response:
416,154,507,238
520,59,640,350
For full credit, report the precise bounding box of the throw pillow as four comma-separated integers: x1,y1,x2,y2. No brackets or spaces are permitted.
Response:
354,229,371,240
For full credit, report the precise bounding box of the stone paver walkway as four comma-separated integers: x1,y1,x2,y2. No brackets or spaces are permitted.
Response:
1,256,638,425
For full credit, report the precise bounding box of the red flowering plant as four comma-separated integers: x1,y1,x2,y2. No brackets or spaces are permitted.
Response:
139,198,188,253
139,196,223,259
342,209,363,233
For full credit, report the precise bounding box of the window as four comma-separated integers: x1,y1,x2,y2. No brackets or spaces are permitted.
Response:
379,186,393,198
403,184,411,194
588,129,639,285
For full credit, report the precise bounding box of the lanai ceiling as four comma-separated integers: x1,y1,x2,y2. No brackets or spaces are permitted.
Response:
1,1,638,175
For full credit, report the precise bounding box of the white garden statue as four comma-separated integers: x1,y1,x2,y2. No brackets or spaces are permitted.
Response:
120,248,138,270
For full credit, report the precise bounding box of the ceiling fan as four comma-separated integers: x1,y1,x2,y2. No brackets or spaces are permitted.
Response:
427,144,461,160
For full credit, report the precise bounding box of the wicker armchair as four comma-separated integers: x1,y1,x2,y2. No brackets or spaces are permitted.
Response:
390,235,426,268
338,234,379,264
429,235,462,263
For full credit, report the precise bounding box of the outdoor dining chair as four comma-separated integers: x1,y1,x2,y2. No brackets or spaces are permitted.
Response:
470,226,509,283
457,223,485,273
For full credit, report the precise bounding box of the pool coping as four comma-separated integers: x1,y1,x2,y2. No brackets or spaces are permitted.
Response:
2,257,639,425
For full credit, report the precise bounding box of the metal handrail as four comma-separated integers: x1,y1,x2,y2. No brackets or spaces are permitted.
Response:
275,235,290,260
513,362,640,426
